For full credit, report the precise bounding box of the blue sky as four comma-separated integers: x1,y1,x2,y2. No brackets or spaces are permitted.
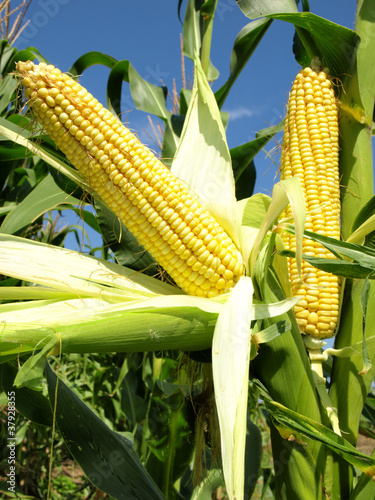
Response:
13,0,360,248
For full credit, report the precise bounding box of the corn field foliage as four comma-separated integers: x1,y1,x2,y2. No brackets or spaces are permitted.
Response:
0,0,375,499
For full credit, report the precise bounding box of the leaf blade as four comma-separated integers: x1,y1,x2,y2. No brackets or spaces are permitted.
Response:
46,362,166,500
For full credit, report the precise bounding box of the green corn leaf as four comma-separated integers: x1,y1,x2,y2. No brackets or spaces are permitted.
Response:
0,139,27,160
253,319,291,345
0,41,16,73
127,63,169,120
236,0,359,77
348,195,375,246
282,225,375,278
0,74,18,114
265,399,375,478
120,358,149,427
232,121,285,180
0,175,79,235
182,0,219,80
243,416,263,498
230,120,284,201
0,115,86,201
69,51,172,122
280,250,375,280
354,215,375,250
286,224,375,259
350,195,375,235
161,115,185,168
1,362,53,426
350,459,375,500
239,192,271,230
215,18,273,108
8,46,48,68
143,378,194,496
105,59,130,117
236,0,299,17
360,279,372,374
355,0,375,124
13,338,59,390
68,51,117,75
45,362,166,500
70,207,101,235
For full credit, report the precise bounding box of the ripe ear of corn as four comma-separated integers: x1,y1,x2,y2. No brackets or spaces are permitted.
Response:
280,59,341,339
16,60,244,298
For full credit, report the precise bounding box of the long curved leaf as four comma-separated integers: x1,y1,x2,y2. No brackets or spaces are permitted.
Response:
0,175,79,235
236,0,299,17
236,0,359,77
46,362,165,500
266,399,375,478
215,18,272,108
182,0,219,80
230,120,285,200
105,59,130,117
69,51,170,121
128,63,169,119
1,362,53,426
284,225,375,266
68,51,118,76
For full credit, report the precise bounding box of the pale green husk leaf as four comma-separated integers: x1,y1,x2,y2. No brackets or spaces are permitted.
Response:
0,233,179,301
250,177,305,276
347,213,375,244
212,276,254,499
171,55,239,246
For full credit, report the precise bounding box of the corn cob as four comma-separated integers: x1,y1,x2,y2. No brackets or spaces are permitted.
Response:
280,59,341,339
16,61,244,298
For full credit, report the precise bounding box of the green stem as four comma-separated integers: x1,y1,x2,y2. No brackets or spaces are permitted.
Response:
330,0,375,435
339,0,374,238
339,117,373,240
328,2,375,497
251,272,326,500
163,416,176,499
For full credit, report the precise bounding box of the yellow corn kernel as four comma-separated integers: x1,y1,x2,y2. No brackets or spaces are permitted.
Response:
16,61,244,298
280,58,341,339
